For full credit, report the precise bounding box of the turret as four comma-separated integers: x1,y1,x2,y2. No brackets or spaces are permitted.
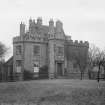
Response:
48,19,55,79
56,20,63,33
33,19,36,24
55,20,65,39
29,18,36,34
48,19,55,38
29,18,32,32
29,18,32,27
37,17,42,26
49,19,54,27
20,22,25,36
84,41,89,47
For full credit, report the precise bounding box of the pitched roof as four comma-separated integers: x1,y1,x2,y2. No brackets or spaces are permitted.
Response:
5,56,13,66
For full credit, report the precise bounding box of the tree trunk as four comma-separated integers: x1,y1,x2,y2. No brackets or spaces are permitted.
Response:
97,65,100,82
80,72,83,80
88,70,91,79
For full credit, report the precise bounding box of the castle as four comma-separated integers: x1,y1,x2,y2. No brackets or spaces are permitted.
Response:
13,17,89,80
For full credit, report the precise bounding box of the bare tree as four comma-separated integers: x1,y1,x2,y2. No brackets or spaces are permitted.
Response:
0,42,9,81
74,50,88,80
65,45,89,80
96,50,105,82
0,42,8,61
88,44,105,81
87,44,101,79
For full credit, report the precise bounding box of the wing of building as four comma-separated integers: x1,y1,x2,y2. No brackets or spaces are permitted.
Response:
12,17,89,80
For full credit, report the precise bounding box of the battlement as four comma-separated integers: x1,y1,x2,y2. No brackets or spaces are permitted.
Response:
66,39,89,47
13,35,48,43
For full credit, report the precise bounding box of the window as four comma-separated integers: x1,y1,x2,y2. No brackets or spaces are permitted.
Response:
33,45,40,56
16,45,21,55
16,60,22,66
16,60,22,73
57,47,64,56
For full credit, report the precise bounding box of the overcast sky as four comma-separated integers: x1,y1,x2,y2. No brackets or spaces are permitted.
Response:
0,0,105,59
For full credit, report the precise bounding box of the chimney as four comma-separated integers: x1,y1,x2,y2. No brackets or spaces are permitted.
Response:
20,22,25,36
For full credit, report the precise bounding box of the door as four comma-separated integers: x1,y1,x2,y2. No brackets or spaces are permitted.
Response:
57,63,63,76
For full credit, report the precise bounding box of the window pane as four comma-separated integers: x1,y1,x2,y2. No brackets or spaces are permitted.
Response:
16,60,22,73
33,45,40,55
16,45,21,55
57,47,64,56
16,60,22,66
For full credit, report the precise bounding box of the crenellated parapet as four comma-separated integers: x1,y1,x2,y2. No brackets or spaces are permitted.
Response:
13,35,48,44
66,38,89,48
77,40,89,47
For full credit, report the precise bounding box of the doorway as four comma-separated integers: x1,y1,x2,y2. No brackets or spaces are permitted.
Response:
57,63,63,76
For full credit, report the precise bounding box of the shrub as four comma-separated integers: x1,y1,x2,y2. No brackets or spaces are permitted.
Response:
39,65,48,79
23,70,34,80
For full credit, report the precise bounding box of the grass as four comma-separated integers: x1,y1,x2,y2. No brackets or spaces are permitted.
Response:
0,79,104,105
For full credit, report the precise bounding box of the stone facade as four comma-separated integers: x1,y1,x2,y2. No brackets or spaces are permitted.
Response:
13,17,89,80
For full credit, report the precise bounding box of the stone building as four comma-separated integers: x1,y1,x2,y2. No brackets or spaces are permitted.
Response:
13,17,89,80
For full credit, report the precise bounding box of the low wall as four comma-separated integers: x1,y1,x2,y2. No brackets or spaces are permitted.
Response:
65,73,89,79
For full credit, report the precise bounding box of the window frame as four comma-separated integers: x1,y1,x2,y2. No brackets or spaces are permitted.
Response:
57,46,64,56
16,45,22,55
16,60,22,73
33,45,40,56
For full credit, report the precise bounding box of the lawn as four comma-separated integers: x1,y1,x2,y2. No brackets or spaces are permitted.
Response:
0,79,105,105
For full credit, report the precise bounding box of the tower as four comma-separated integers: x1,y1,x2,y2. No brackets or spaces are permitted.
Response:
37,17,42,26
55,20,64,39
54,20,65,77
48,19,56,78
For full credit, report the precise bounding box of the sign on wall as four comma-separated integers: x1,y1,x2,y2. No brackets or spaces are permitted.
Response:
33,62,39,73
34,66,39,73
